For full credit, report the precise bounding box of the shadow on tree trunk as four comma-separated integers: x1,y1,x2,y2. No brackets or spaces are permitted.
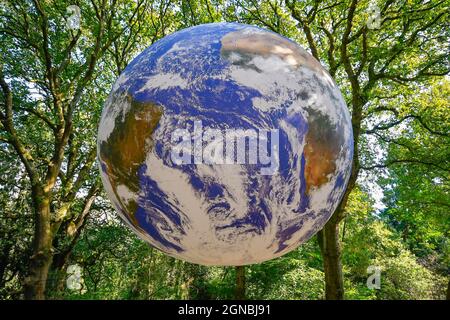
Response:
317,216,344,300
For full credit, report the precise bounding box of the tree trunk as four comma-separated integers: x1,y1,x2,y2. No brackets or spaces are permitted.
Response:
46,250,71,298
235,266,246,300
24,191,53,300
317,218,344,300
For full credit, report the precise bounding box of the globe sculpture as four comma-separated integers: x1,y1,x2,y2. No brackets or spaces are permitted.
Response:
97,23,353,266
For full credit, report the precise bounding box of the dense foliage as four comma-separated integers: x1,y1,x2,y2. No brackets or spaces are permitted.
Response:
0,0,448,300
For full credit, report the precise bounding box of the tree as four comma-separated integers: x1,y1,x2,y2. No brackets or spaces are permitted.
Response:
376,79,449,298
281,0,449,299
0,0,168,299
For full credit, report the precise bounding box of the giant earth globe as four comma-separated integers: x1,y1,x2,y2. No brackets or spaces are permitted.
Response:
97,23,353,266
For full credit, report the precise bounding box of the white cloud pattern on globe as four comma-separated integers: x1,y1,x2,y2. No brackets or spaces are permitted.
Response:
97,23,353,266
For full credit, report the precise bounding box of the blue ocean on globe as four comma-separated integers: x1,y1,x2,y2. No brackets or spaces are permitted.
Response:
97,22,353,266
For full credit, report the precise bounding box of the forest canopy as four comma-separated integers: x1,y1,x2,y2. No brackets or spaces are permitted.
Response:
0,0,448,300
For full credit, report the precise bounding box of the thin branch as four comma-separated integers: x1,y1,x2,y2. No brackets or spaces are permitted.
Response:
0,66,39,186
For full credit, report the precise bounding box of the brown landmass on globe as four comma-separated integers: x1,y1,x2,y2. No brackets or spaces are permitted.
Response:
99,94,163,223
303,136,337,194
303,108,342,194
